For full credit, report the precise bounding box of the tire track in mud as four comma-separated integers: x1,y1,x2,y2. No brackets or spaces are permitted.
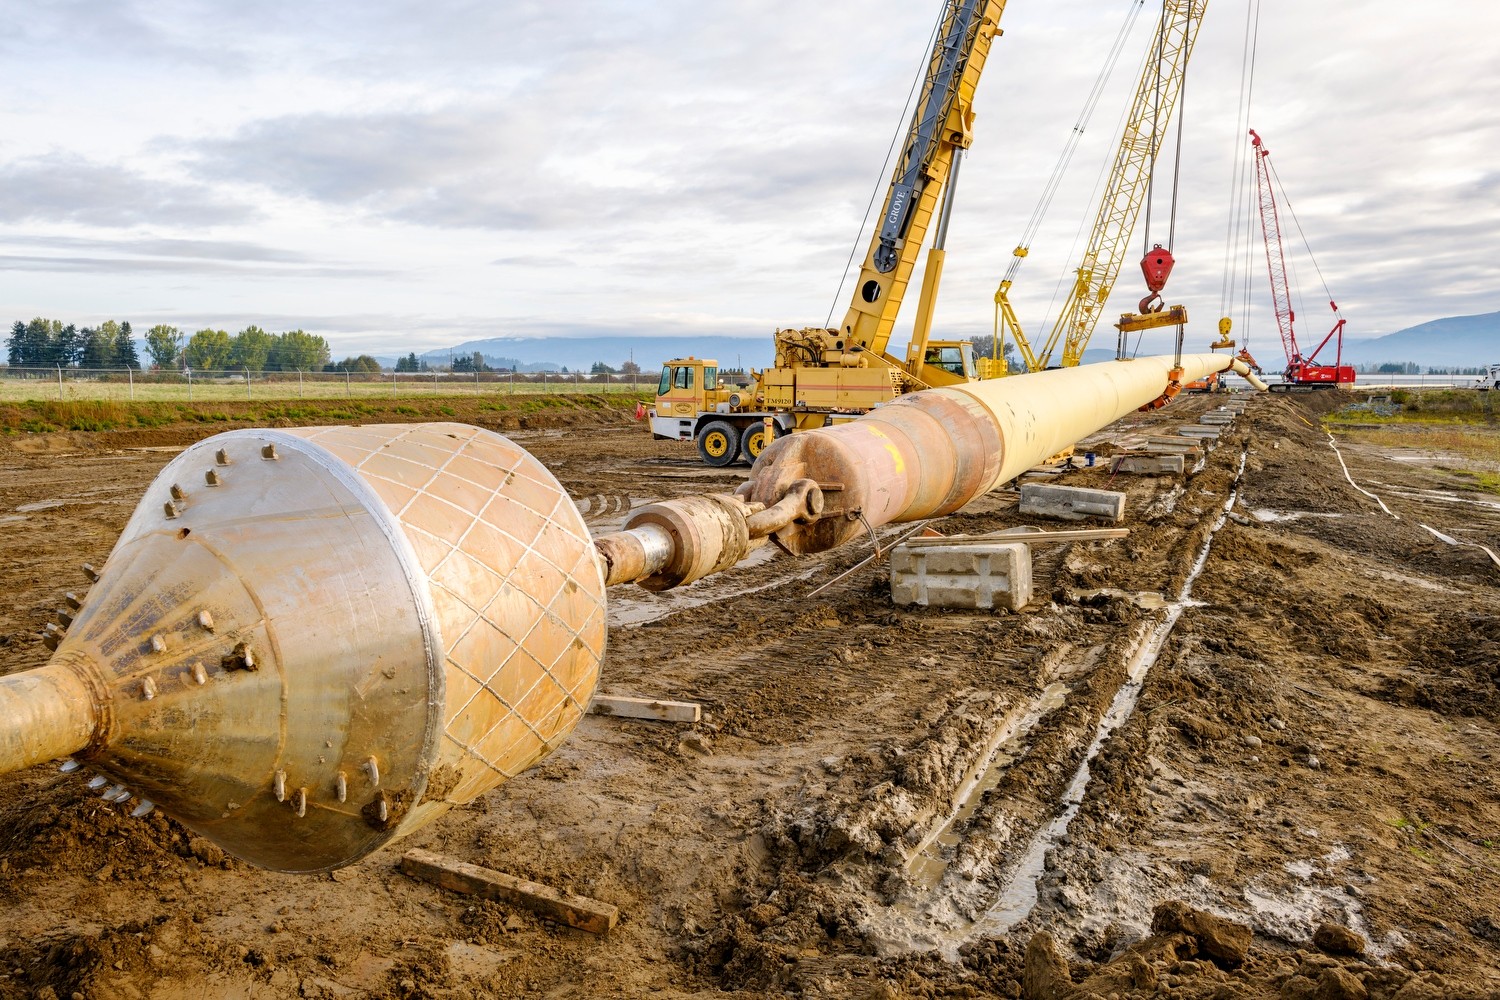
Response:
855,448,1255,959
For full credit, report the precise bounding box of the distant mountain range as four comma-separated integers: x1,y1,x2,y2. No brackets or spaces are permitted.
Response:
372,310,1498,374
383,335,774,373
1337,311,1499,367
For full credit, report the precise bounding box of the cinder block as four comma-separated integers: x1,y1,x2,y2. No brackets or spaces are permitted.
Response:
890,541,1032,611
1147,436,1204,453
1110,453,1184,475
1018,483,1127,522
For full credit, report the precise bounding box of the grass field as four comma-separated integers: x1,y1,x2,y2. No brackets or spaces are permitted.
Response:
0,390,651,436
1324,387,1498,426
0,370,656,404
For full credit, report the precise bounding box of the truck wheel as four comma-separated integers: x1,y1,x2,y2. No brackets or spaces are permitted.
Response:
696,421,740,467
740,423,774,464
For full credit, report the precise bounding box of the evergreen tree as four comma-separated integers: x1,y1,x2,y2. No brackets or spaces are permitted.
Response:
46,322,79,367
79,326,115,369
116,321,141,370
6,321,25,366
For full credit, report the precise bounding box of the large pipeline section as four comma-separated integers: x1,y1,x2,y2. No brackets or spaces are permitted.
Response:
0,353,1258,872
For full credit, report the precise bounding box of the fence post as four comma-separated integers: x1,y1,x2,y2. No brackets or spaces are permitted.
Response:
474,370,478,393
127,365,134,401
187,369,193,402
346,369,351,399
393,369,398,397
245,368,252,400
298,369,304,398
56,365,63,401
433,370,438,394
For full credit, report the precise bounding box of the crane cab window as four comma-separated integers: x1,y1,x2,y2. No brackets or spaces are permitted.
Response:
925,345,973,378
658,365,698,394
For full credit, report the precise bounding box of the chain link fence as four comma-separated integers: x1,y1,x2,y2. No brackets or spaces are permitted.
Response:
0,367,656,403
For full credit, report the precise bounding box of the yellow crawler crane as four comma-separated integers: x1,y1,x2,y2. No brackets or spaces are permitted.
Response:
652,0,1008,466
993,0,1207,374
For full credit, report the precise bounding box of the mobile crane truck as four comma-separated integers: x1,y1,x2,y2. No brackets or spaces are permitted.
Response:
651,0,1008,466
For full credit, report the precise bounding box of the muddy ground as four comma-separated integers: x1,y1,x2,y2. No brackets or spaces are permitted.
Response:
0,390,1496,999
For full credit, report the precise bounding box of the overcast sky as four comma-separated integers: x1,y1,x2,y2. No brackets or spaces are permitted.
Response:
1,1,1496,361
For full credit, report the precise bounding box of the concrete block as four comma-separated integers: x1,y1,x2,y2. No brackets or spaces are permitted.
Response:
1177,426,1223,438
891,540,1032,611
1018,483,1127,522
1147,436,1204,453
1111,453,1184,475
1199,411,1235,425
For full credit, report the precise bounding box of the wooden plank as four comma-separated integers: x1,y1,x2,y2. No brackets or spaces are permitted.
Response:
400,849,619,935
589,694,701,723
903,527,1128,547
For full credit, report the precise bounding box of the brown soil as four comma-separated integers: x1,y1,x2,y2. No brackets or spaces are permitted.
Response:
1,390,1496,999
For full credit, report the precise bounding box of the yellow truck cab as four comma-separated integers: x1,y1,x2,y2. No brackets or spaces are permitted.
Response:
649,358,794,467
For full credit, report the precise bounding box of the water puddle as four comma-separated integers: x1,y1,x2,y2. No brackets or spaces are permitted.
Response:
906,681,1071,889
1066,587,1170,610
1250,508,1345,523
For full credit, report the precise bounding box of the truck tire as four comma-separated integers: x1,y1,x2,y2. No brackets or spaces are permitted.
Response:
740,422,774,464
696,421,740,468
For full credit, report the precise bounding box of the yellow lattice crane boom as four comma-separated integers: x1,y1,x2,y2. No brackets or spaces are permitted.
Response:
834,0,1007,373
652,0,1013,467
998,0,1206,372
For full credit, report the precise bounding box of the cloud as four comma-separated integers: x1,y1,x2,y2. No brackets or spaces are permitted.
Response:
0,155,258,228
1,234,307,263
0,254,392,279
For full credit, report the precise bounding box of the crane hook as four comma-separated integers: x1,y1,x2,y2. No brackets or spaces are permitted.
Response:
1138,244,1175,314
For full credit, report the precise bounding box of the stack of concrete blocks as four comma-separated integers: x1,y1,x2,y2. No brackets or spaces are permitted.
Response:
1177,425,1223,445
1199,408,1236,426
890,539,1032,611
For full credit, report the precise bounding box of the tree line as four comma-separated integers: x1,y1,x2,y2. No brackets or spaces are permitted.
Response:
6,318,334,373
6,318,141,370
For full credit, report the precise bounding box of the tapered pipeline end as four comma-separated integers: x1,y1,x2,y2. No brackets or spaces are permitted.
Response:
0,424,605,873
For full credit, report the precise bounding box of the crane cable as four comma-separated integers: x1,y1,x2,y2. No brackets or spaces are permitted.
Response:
1218,0,1261,348
826,5,948,328
1002,0,1147,285
1129,3,1189,361
1140,6,1186,257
